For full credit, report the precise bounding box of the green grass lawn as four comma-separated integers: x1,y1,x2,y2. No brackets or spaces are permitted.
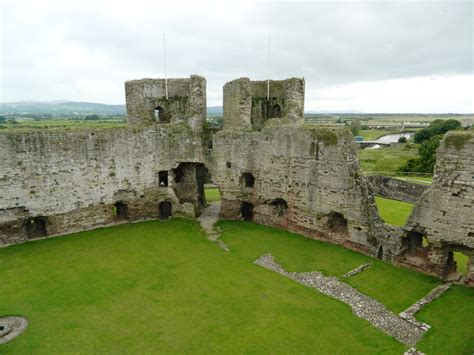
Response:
205,186,221,202
1,219,472,354
0,118,126,130
416,285,474,354
357,144,419,174
394,176,432,185
375,196,414,227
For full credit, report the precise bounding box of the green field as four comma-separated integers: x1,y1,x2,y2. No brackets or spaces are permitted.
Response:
0,118,126,130
1,219,472,353
358,144,420,174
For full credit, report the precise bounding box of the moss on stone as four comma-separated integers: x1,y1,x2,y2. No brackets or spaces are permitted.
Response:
444,132,473,150
308,128,347,146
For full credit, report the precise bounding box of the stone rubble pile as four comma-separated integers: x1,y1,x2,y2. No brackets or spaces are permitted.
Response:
343,262,373,277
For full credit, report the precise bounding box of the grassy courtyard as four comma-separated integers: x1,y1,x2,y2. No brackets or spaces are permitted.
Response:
1,219,473,354
375,196,414,227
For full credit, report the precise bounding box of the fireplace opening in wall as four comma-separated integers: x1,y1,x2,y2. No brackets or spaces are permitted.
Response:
25,217,47,239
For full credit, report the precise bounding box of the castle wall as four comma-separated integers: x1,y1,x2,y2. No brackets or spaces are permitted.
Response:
399,132,474,283
367,175,429,204
223,78,304,131
125,75,206,130
0,127,205,246
210,126,391,255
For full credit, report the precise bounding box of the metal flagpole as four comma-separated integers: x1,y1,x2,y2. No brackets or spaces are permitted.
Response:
163,33,168,99
267,35,270,100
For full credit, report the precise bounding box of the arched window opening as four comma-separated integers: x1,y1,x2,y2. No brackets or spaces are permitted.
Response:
241,202,254,221
242,173,255,188
159,201,172,220
114,202,128,220
154,106,170,123
159,171,169,187
271,104,281,118
26,217,47,239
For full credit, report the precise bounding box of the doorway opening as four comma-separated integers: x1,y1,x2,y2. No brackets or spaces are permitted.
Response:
159,201,172,220
241,202,254,221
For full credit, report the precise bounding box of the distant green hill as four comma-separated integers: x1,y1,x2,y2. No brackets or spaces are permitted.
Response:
0,101,126,116
0,101,226,117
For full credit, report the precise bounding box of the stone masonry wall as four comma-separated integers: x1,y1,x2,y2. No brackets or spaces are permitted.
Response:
400,132,474,283
368,175,429,204
209,126,395,256
223,78,304,131
0,126,205,247
125,75,206,130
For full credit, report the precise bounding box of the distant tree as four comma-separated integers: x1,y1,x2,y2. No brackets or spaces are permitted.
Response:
349,120,361,135
398,136,407,143
0,115,6,123
398,135,443,173
413,119,461,143
85,114,100,120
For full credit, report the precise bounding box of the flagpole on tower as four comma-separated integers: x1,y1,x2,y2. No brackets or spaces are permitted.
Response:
163,33,168,99
267,35,271,100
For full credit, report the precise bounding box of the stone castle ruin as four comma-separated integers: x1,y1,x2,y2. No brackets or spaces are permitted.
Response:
0,75,473,285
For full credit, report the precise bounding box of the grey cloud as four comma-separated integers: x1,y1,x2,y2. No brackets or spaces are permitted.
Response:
1,0,472,111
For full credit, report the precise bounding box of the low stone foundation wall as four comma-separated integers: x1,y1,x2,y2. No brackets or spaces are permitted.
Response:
368,175,428,203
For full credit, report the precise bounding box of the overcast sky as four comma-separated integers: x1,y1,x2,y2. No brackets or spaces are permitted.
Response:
1,0,473,112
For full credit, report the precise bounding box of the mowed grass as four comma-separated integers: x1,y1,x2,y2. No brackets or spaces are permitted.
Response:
205,186,221,202
416,285,474,354
218,221,440,313
394,176,432,185
375,196,414,226
357,144,419,174
0,219,405,354
0,219,472,353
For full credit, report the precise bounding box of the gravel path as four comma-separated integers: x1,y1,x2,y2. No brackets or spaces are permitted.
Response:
254,253,426,346
198,202,229,251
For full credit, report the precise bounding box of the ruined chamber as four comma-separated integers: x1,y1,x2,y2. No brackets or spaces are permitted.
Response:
0,75,209,247
398,132,474,283
209,77,390,257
